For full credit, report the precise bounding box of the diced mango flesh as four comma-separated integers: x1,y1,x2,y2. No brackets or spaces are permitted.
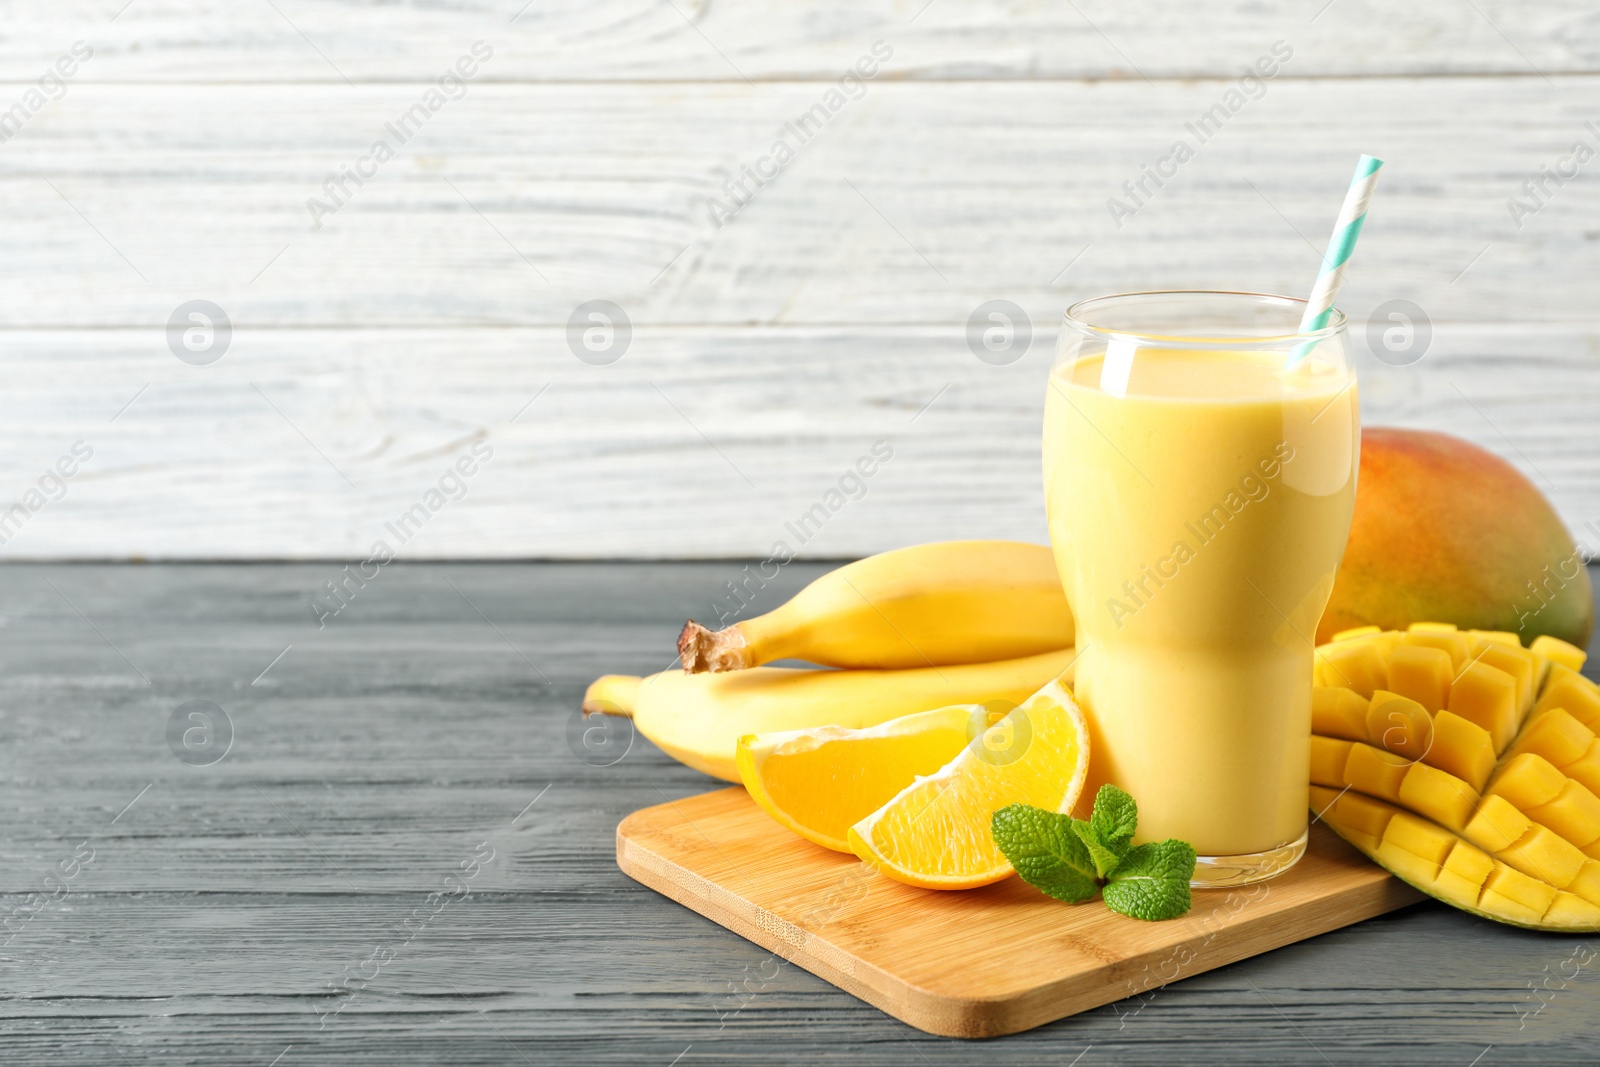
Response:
1317,640,1386,697
1500,824,1586,889
1344,743,1410,802
1309,736,1353,788
1566,740,1600,797
1308,783,1341,811
1382,812,1455,867
1387,644,1453,717
1448,661,1520,752
1367,691,1432,761
1398,761,1478,832
1311,785,1394,840
1433,869,1483,903
1527,781,1600,848
1569,861,1600,907
1483,864,1559,914
1311,687,1370,742
1312,625,1600,932
1531,635,1588,673
1489,753,1567,810
1338,792,1396,840
1535,665,1600,731
1377,841,1446,887
1405,629,1471,671
1427,711,1496,792
1545,891,1600,927
1463,794,1532,853
1478,889,1546,925
1510,708,1595,770
1474,643,1536,715
1443,840,1495,886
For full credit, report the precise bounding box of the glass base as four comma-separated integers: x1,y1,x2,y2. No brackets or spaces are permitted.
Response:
1190,829,1308,889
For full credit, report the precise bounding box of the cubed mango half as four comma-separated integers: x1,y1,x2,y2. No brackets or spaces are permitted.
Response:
1312,624,1600,932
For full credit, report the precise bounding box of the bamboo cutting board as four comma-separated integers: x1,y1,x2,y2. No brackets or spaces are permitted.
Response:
617,786,1425,1038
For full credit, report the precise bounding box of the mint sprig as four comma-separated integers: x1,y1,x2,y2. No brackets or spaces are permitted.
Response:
991,785,1197,921
1069,821,1125,880
1088,783,1137,852
1100,839,1197,920
988,803,1100,903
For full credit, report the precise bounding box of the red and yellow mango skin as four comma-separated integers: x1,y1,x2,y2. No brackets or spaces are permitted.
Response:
1318,429,1593,649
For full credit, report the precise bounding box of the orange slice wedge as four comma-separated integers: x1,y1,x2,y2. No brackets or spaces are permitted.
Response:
737,705,988,853
847,675,1089,889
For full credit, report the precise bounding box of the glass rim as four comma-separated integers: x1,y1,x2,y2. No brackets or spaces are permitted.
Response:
1061,290,1349,350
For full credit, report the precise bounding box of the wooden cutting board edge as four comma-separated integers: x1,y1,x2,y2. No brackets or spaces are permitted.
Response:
617,794,1426,1039
617,826,912,1025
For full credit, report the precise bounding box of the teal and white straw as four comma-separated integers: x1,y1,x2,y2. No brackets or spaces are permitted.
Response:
1287,154,1384,368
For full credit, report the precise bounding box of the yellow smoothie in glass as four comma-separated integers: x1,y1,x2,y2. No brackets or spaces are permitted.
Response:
1044,345,1358,863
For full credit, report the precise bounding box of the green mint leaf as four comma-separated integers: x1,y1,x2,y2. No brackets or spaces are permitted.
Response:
1102,839,1198,921
1088,784,1138,855
991,804,1100,904
1070,820,1124,880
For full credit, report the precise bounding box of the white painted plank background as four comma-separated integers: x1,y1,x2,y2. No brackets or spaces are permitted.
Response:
2,79,1599,327
1,324,1595,559
0,1,1595,558
3,0,1597,80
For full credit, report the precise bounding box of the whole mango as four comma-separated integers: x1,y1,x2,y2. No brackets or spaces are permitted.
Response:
1319,429,1593,648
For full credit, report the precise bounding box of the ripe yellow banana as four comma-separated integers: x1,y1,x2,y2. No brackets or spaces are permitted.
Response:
677,540,1075,673
581,647,1079,782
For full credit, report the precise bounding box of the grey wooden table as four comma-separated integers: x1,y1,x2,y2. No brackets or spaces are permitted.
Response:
1,562,1596,1066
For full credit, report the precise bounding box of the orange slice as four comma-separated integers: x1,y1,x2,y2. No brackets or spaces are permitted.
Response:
736,705,988,853
847,675,1090,889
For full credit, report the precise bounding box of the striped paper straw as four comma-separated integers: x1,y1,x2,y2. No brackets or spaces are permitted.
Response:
1287,154,1384,368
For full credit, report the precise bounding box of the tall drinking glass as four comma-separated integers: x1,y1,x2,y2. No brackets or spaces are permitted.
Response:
1043,291,1359,887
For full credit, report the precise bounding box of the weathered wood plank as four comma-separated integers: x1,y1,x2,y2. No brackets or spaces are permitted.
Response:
0,79,1594,329
0,563,1595,1064
0,324,1593,559
3,0,1597,81
0,562,813,893
0,900,1591,1060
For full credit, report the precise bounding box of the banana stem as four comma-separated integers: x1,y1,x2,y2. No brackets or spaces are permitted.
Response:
677,620,753,673
582,674,641,718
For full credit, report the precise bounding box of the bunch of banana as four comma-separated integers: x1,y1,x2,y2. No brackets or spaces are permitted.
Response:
582,541,1079,780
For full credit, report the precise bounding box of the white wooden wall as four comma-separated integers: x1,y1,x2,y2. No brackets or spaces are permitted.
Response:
0,1,1596,559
